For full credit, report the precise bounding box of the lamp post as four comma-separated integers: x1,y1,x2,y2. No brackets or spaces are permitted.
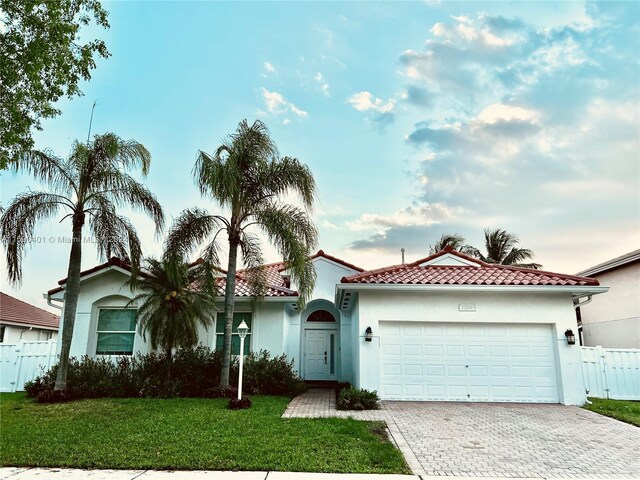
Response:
237,320,249,400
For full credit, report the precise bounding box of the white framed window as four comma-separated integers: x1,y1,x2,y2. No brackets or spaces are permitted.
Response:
215,312,252,355
96,308,137,355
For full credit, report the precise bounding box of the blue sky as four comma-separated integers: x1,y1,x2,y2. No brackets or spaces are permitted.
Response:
2,1,639,311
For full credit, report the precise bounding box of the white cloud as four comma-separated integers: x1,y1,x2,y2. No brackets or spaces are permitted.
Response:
475,103,540,125
347,91,396,113
260,88,308,118
263,62,277,74
315,72,330,96
321,219,338,230
347,202,465,232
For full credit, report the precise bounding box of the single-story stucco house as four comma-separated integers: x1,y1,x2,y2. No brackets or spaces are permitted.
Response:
0,292,59,343
45,247,607,405
575,249,639,348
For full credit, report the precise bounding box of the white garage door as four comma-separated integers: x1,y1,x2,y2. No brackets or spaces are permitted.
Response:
380,322,559,403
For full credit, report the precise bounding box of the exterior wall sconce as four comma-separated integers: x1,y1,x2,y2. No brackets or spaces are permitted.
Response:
565,329,576,345
365,327,373,342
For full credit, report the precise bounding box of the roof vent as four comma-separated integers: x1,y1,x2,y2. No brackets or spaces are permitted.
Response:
401,248,405,265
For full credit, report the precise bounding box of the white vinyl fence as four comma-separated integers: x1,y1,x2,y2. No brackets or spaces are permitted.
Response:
581,346,640,400
0,340,58,392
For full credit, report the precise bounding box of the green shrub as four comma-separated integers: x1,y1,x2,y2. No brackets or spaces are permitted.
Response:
242,350,308,396
25,347,304,401
337,387,379,410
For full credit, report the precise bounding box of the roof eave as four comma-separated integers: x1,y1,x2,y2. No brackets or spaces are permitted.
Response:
337,283,609,297
577,254,640,277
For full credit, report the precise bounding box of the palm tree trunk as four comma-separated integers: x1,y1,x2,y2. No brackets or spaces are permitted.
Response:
219,239,239,387
54,216,84,391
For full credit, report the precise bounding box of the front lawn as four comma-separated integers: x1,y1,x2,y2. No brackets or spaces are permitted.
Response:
584,397,640,427
0,393,409,474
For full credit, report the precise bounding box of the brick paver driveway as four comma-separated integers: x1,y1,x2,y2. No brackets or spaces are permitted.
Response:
284,390,640,478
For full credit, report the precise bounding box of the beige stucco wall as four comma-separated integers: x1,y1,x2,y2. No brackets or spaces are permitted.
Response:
580,263,640,348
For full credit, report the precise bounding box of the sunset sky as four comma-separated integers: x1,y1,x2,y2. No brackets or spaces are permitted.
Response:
2,1,638,311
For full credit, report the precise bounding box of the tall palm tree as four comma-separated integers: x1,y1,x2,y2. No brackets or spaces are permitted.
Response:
468,228,542,269
1,133,164,390
126,255,218,376
429,233,475,255
165,119,317,387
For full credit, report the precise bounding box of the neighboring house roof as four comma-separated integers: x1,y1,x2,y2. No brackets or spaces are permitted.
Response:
341,247,600,287
1,292,60,329
576,249,640,277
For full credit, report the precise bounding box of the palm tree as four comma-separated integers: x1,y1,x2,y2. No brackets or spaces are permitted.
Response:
165,119,317,387
126,255,218,376
469,228,542,269
429,233,475,255
1,133,164,390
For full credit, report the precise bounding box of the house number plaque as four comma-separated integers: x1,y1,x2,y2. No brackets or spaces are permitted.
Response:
458,303,476,312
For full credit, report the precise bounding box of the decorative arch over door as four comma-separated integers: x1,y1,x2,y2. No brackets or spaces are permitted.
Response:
306,309,336,323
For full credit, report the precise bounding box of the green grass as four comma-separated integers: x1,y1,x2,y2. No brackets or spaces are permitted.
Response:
0,393,409,474
584,397,640,427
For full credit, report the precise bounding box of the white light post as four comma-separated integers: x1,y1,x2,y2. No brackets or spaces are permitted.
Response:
236,320,249,400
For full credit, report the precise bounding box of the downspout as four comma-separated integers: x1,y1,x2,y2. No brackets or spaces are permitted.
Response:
19,326,33,340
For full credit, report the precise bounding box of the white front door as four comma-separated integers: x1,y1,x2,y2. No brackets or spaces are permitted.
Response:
304,329,337,381
380,322,559,403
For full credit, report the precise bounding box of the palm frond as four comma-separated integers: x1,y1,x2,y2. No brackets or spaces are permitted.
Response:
164,208,224,262
254,202,317,305
239,231,267,303
86,170,164,235
13,150,76,196
87,198,143,275
0,192,71,283
429,233,466,255
256,156,316,210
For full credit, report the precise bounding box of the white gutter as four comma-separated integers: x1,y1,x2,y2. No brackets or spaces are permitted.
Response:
573,295,593,309
45,294,63,311
336,283,609,296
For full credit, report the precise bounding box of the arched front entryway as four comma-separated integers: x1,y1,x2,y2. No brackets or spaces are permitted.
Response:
300,299,340,381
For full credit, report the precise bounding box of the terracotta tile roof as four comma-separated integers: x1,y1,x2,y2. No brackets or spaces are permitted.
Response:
49,257,298,298
1,292,60,329
341,248,599,287
48,257,132,295
49,250,361,299
308,250,364,272
576,249,640,277
215,276,298,297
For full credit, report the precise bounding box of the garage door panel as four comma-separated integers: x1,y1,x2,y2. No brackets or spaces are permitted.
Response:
380,322,559,403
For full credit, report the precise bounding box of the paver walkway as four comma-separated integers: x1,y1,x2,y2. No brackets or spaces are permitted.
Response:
284,389,640,478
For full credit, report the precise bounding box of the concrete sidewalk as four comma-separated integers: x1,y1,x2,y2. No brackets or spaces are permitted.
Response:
0,468,416,480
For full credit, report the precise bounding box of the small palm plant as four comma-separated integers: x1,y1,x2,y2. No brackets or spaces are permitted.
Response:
126,256,218,377
1,133,164,390
166,119,318,387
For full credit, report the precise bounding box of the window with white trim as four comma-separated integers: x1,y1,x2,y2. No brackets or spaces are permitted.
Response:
96,309,137,355
215,312,251,355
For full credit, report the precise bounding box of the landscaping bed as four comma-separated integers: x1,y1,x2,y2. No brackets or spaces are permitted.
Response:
584,397,640,427
0,393,410,474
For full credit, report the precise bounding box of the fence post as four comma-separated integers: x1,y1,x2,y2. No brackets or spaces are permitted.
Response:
11,342,24,393
596,345,610,399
